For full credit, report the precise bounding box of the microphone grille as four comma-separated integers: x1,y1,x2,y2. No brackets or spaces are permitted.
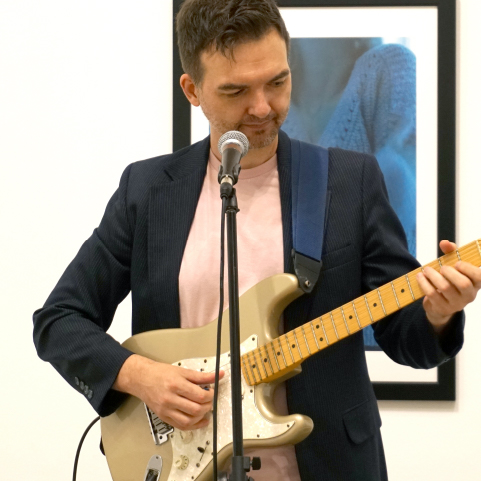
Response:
218,131,249,156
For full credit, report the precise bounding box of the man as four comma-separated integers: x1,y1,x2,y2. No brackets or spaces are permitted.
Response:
33,1,480,480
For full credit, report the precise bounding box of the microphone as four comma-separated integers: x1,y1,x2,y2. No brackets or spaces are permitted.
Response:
217,131,249,185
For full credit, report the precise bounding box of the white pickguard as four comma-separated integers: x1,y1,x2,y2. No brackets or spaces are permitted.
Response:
166,335,294,481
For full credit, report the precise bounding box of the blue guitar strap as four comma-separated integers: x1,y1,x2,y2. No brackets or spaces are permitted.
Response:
290,138,330,293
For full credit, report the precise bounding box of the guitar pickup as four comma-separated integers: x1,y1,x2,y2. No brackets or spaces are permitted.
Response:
145,405,174,446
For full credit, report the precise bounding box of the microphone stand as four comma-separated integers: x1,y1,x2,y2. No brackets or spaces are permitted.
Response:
218,181,257,481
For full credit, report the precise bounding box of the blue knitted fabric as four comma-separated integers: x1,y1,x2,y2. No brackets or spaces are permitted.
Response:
284,43,417,256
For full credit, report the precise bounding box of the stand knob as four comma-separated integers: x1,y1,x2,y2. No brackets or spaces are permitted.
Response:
251,457,261,471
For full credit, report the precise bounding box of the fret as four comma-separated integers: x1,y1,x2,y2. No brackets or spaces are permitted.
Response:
438,258,443,268
477,240,481,259
340,307,351,334
352,302,362,329
391,282,401,308
242,356,253,385
277,338,288,367
405,274,415,300
377,289,387,316
292,331,303,359
301,326,312,355
254,349,268,378
329,312,340,340
310,321,321,350
320,318,329,345
456,249,461,261
364,296,374,324
285,334,296,363
247,351,259,382
270,341,281,370
262,345,275,375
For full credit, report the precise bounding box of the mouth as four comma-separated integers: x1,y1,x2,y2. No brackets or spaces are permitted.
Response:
242,119,273,129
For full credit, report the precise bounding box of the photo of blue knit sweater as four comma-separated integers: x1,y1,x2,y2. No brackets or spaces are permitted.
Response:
283,38,416,348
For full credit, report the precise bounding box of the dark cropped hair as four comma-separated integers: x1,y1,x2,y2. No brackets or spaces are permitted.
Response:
176,0,290,84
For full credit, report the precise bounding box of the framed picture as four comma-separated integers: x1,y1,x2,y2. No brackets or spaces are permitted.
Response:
172,0,456,401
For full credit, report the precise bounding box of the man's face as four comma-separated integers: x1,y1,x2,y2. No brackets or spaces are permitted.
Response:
195,29,291,150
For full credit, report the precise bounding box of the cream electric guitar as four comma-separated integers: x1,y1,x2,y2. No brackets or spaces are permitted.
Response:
101,240,481,481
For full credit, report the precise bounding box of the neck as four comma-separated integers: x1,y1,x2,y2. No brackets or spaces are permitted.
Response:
211,134,278,169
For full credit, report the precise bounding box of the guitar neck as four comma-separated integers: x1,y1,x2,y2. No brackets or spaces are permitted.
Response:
241,240,481,386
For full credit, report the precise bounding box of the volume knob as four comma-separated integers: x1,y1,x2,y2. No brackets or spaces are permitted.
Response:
174,455,189,470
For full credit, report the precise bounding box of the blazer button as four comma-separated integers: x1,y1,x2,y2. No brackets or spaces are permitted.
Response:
80,381,84,389
87,390,93,399
84,385,89,394
75,377,80,386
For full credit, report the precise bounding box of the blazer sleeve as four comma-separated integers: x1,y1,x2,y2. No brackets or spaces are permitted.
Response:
33,164,135,416
359,156,464,369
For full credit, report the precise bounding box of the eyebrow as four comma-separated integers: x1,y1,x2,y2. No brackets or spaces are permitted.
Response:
217,68,291,91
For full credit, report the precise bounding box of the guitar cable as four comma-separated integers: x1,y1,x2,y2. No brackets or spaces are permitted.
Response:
213,196,227,481
72,415,100,481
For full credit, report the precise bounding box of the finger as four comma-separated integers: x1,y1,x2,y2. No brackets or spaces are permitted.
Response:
439,239,457,254
421,266,452,293
454,261,481,288
416,270,447,302
420,266,471,307
167,410,209,431
175,398,212,419
440,265,475,294
418,274,452,319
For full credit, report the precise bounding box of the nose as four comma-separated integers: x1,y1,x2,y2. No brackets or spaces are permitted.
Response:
247,89,271,120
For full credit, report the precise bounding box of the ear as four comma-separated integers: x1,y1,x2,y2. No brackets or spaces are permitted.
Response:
180,74,201,107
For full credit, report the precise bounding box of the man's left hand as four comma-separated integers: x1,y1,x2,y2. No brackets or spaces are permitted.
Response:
416,240,481,335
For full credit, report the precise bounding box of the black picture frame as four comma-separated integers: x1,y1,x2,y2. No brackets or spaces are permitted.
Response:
172,0,456,401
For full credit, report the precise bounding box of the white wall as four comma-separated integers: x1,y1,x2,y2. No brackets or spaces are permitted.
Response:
1,1,480,480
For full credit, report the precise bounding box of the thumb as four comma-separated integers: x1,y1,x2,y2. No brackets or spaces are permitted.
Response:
439,239,457,255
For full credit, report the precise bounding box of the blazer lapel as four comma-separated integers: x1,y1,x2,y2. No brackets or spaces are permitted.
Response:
277,129,294,274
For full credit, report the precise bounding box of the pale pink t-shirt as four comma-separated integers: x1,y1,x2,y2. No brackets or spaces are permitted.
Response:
179,150,301,481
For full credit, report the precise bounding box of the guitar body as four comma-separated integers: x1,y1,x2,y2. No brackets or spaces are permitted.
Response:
100,273,314,481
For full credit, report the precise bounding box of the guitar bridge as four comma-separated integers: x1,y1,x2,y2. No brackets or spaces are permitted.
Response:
145,405,174,446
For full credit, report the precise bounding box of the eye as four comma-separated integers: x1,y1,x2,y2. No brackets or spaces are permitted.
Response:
272,80,286,87
226,89,244,98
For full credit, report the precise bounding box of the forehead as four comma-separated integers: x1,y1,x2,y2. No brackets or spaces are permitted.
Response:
200,29,289,87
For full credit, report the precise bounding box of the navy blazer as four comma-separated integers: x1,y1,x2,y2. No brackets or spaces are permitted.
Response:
33,130,463,480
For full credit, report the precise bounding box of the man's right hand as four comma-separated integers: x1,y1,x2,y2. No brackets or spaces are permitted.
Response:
113,354,224,431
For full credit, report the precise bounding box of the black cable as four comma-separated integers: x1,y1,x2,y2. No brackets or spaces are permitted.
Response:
213,196,227,481
72,416,100,481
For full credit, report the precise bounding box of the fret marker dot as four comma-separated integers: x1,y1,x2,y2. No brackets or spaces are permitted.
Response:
316,325,320,329
373,303,377,307
349,316,353,319
401,289,405,293
320,337,324,342
252,365,256,369
264,358,267,363
292,344,296,349
277,352,281,356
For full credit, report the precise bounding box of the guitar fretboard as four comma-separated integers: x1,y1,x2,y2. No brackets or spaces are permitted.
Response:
241,240,481,386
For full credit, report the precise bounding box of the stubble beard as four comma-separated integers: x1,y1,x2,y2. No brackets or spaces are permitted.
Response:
200,104,290,150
